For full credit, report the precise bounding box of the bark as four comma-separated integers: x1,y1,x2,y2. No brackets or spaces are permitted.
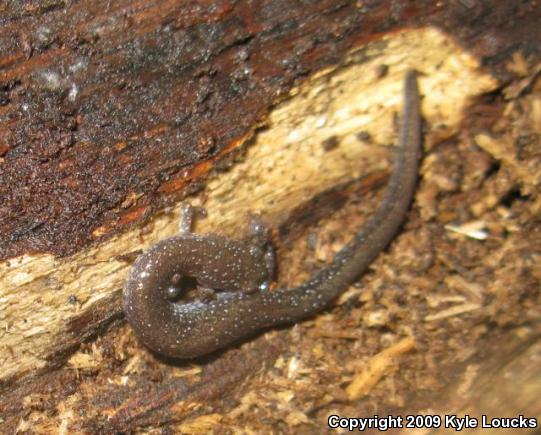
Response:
0,0,540,433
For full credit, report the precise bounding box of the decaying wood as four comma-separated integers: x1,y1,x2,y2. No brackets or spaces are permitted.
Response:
0,27,497,387
1,0,540,433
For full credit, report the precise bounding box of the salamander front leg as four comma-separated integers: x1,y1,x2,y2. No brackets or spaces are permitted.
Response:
178,202,194,234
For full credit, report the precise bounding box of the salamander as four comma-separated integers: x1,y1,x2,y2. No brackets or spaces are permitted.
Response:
123,69,422,358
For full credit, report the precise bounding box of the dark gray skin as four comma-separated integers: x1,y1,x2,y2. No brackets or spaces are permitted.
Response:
163,203,275,301
123,70,422,359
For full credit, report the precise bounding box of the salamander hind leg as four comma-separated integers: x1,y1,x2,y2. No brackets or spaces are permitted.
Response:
245,212,270,245
245,212,276,289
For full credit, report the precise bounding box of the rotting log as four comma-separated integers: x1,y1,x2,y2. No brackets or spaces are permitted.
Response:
1,1,540,433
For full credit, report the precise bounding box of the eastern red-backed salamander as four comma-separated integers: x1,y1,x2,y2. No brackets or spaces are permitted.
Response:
123,70,422,358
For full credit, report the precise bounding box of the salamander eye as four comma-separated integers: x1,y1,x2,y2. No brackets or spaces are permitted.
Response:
164,274,198,301
166,285,183,300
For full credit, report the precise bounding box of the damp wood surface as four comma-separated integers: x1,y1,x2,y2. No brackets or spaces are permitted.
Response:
1,1,541,433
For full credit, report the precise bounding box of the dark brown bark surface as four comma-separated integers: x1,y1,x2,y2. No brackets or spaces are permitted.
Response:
1,1,541,433
1,0,538,260
0,0,422,259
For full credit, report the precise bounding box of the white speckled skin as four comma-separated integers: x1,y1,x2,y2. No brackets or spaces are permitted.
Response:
123,70,422,359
